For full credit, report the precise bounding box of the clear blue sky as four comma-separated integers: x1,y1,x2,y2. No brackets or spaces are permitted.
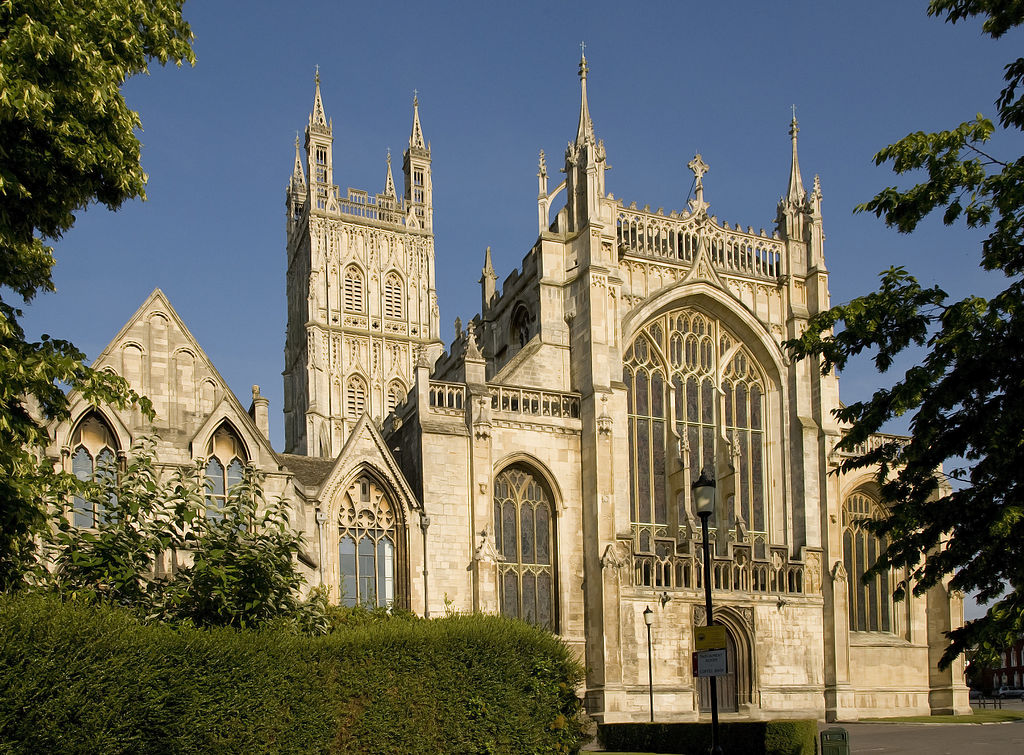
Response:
23,1,1021,576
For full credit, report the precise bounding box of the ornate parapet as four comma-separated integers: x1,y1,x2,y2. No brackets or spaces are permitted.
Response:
629,527,823,597
489,385,580,419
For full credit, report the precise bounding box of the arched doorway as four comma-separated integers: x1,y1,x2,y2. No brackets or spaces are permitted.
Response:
698,627,739,712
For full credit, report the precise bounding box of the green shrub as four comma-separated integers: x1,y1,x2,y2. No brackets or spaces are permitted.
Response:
0,594,587,754
598,719,817,755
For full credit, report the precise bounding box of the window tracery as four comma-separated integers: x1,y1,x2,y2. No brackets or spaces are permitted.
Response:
493,465,556,630
842,491,893,633
387,380,407,415
69,413,119,528
205,424,247,520
623,308,768,553
337,476,402,607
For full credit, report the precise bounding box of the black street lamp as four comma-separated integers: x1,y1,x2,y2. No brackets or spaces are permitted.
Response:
643,605,654,722
693,469,724,755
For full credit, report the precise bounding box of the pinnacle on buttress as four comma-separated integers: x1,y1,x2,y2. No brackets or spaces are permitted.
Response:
309,66,330,132
481,246,497,281
787,106,805,203
383,149,396,197
409,91,426,150
576,44,596,146
291,133,305,187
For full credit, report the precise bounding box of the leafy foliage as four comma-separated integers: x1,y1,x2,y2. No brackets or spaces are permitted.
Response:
598,720,818,755
43,446,325,633
0,1,193,590
786,1,1024,665
0,594,589,755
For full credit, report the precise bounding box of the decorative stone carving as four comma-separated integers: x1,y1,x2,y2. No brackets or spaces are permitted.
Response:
473,527,502,564
600,540,630,571
831,560,847,583
805,551,822,594
692,606,706,626
739,606,754,631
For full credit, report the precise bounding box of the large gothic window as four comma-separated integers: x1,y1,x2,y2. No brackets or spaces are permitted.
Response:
205,424,248,520
337,476,403,607
343,265,364,313
69,413,119,528
843,491,893,633
383,272,403,319
624,308,768,551
493,465,556,630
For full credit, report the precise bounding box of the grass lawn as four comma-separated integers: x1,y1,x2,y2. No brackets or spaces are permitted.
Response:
863,709,1024,724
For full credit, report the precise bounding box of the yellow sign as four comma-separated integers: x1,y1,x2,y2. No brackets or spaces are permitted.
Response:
694,625,727,651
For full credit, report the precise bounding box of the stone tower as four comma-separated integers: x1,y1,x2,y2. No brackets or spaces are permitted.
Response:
283,72,442,457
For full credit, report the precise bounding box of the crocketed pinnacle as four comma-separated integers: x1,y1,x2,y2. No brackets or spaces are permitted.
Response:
787,110,805,203
310,66,329,130
291,133,305,186
576,51,596,146
383,149,396,197
409,93,425,150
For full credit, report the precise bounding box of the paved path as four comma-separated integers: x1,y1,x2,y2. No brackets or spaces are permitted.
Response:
839,720,1024,754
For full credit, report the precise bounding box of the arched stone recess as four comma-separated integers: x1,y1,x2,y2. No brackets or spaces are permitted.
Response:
620,284,792,558
315,415,422,609
188,397,273,468
694,604,757,711
491,459,560,632
491,451,565,512
57,404,133,461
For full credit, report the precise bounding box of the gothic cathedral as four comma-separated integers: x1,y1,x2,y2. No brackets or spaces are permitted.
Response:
47,56,970,722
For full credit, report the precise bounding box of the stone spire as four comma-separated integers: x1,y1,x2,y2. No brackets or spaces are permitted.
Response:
575,46,596,146
309,66,331,134
383,149,396,197
787,107,805,203
291,133,305,189
409,92,426,150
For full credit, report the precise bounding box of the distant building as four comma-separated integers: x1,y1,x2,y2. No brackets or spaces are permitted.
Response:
47,56,970,722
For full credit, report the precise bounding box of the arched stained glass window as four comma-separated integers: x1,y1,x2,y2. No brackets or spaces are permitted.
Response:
384,272,403,319
337,476,402,607
842,491,893,633
493,465,556,630
343,265,364,313
205,424,247,520
69,413,119,528
624,307,768,547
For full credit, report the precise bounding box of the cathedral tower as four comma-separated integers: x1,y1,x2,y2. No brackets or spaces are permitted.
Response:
283,74,442,457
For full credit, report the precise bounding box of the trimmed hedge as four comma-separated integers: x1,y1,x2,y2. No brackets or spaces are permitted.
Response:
598,719,818,755
0,595,586,754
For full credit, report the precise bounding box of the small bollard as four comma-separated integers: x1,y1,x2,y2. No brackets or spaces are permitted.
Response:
820,726,850,755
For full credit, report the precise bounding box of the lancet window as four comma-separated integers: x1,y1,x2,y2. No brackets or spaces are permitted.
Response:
346,375,367,418
69,413,119,528
623,308,769,554
383,273,403,319
493,465,557,631
343,265,364,313
387,380,407,415
842,491,893,633
337,476,402,607
205,424,247,521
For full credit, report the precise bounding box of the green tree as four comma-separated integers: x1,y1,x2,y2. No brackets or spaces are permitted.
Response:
786,1,1024,666
0,1,193,589
45,446,327,633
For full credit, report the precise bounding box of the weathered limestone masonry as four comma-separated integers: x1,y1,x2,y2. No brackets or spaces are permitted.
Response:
48,56,969,723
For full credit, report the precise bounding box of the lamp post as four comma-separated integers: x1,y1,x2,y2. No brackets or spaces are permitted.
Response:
693,469,723,755
643,605,654,722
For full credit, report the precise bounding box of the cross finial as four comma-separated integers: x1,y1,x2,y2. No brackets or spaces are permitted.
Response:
580,40,586,57
413,88,419,105
791,103,796,120
687,153,710,214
